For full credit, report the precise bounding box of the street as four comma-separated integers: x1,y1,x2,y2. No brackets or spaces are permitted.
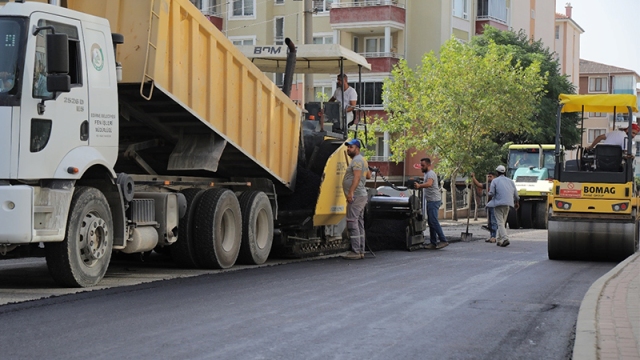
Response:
0,230,616,360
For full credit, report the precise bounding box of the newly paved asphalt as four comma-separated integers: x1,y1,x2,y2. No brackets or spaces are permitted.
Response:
0,226,617,360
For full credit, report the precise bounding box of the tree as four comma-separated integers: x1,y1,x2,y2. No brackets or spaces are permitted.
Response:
378,38,546,220
471,27,581,147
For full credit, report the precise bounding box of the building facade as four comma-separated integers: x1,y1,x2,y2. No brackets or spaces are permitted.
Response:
192,0,571,182
578,59,640,151
554,4,583,91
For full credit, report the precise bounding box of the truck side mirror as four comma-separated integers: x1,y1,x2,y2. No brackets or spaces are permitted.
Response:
46,33,70,93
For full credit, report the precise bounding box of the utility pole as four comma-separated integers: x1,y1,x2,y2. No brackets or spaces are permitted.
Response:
304,0,314,103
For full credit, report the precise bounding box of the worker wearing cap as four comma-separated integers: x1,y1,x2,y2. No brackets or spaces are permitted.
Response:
487,165,519,248
587,123,639,152
342,139,371,260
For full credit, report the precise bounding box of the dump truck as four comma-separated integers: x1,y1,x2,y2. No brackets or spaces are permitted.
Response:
506,144,555,229
548,94,640,261
0,0,367,287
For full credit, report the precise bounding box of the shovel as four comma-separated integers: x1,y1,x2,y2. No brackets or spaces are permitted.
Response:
461,207,473,242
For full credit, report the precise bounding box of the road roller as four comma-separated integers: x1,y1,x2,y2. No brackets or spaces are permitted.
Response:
547,94,640,261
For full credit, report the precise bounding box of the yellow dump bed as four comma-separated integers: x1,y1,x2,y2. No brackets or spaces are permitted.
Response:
67,0,301,189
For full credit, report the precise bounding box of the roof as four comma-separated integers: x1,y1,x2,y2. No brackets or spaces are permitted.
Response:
580,59,639,76
236,44,371,74
559,94,639,113
555,13,585,32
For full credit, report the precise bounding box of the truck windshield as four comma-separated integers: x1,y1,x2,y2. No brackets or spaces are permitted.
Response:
507,149,556,178
0,17,26,97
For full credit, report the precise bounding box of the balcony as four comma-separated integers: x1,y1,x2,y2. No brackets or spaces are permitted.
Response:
359,52,401,73
475,0,508,34
204,14,223,31
330,1,406,27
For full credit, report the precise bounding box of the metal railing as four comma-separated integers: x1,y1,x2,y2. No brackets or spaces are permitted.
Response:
368,156,391,161
332,0,403,8
359,51,402,59
476,15,508,24
313,0,332,12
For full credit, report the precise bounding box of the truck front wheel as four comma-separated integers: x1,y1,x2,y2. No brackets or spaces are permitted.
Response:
45,187,113,287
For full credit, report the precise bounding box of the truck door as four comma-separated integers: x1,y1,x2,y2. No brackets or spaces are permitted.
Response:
18,15,88,179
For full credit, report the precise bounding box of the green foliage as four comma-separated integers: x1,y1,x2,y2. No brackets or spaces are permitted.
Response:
471,27,581,148
378,37,546,181
350,127,377,159
316,91,330,103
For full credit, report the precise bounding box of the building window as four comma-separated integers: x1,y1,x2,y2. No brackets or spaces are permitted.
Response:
275,0,284,4
231,0,254,17
588,129,606,143
612,75,636,94
588,77,608,93
452,0,468,19
191,0,220,16
313,0,333,13
353,37,359,52
230,36,256,46
274,73,284,87
274,17,284,44
375,136,385,157
555,25,559,40
364,37,386,55
354,81,384,108
314,86,333,102
313,34,333,44
589,112,605,118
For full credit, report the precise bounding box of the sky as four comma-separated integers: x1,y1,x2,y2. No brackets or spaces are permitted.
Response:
555,0,640,76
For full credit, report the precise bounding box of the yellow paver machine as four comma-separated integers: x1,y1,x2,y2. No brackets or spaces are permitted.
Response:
548,94,640,261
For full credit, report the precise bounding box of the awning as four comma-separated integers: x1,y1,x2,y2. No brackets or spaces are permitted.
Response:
559,94,639,113
236,44,372,74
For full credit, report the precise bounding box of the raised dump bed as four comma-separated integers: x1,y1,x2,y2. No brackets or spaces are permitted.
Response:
67,0,301,190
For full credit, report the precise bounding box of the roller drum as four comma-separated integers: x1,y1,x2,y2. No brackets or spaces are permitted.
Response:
548,218,638,261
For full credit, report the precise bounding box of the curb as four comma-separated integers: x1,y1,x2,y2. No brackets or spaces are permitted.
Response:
573,252,640,360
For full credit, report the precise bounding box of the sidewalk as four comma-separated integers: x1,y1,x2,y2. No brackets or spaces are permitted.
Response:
574,252,640,360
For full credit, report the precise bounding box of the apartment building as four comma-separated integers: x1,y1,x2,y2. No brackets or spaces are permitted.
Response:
192,0,567,181
578,59,640,151
554,3,583,91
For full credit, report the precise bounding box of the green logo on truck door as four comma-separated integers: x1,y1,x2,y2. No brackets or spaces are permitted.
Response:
91,43,104,71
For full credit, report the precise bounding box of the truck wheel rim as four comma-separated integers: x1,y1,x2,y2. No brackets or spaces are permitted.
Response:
80,213,109,265
256,209,270,249
221,209,237,252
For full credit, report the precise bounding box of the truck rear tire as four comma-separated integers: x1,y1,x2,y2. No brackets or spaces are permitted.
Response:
45,187,113,287
237,191,274,265
194,188,242,269
507,207,519,229
170,188,205,268
520,202,534,229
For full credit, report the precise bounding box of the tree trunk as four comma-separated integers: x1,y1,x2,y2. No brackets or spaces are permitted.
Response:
451,173,458,221
473,189,478,221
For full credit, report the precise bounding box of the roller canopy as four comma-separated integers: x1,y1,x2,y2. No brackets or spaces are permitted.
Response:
237,44,371,74
559,94,639,113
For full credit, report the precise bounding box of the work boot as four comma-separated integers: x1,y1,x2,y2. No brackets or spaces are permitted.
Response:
500,239,510,247
422,243,437,250
436,242,449,249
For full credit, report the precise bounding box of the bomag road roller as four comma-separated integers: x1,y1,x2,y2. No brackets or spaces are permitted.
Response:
548,94,640,261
